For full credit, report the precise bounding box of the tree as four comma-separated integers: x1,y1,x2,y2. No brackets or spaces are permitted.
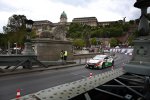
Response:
127,36,134,46
91,28,103,38
82,25,91,47
110,38,118,47
2,14,36,48
73,39,85,49
129,20,135,25
3,14,27,33
0,33,8,49
127,30,138,46
68,23,83,38
108,27,124,37
122,23,130,32
90,38,97,45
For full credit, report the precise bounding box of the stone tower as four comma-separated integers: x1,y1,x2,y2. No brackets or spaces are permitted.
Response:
60,11,67,24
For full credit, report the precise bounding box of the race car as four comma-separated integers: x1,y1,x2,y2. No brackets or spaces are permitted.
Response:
85,55,114,69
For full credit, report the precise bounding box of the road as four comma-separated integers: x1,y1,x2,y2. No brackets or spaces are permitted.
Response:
0,53,131,100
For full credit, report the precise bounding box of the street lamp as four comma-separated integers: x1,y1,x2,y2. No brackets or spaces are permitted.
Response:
22,19,35,55
125,1,150,99
25,20,34,41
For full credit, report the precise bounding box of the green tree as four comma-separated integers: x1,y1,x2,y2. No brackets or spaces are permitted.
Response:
127,30,138,46
90,38,97,45
3,14,27,33
128,36,134,46
129,20,135,25
110,38,118,47
73,39,85,49
91,28,103,38
0,33,8,49
122,23,130,32
2,14,36,48
68,23,83,38
82,25,91,47
108,27,124,37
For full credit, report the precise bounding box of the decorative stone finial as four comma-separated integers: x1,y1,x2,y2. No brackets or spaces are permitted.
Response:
134,0,150,8
134,0,150,36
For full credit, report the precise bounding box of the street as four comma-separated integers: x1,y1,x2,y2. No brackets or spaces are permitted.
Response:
0,54,131,100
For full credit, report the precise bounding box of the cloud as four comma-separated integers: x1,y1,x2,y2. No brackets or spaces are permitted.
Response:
0,1,17,12
0,0,149,33
51,0,97,7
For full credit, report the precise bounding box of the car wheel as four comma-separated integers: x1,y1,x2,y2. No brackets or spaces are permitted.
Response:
85,65,88,68
112,61,114,66
97,66,102,70
102,62,105,69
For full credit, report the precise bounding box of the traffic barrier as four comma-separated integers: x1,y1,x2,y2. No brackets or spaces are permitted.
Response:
89,73,92,78
16,89,21,99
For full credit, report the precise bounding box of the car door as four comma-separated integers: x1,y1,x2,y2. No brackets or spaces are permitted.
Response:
107,56,113,66
104,57,109,67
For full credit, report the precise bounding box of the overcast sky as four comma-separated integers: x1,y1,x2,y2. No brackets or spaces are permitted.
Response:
0,0,149,33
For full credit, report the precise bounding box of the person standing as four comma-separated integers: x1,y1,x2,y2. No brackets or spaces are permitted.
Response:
64,50,68,63
60,50,64,62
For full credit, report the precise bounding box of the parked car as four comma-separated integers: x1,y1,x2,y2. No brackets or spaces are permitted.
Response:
85,55,114,69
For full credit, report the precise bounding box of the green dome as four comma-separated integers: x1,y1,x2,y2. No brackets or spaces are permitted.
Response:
60,11,67,19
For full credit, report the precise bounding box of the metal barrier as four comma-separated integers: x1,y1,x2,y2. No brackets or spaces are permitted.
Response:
12,67,125,100
0,55,47,72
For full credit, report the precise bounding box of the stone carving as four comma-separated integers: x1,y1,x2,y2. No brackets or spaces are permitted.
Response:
136,46,148,56
39,31,54,39
134,0,150,36
39,24,68,41
52,24,68,41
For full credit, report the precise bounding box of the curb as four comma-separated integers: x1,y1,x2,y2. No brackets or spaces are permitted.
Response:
0,63,85,77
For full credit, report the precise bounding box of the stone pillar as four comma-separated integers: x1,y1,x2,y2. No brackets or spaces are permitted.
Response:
32,38,73,61
22,42,35,55
125,0,150,76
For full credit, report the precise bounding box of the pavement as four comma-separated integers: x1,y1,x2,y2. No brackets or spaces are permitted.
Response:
0,61,85,77
0,53,117,77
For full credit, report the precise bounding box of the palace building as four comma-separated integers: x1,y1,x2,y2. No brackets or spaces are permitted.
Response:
72,17,98,26
33,11,124,36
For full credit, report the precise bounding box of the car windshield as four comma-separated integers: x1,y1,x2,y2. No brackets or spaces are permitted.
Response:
93,55,106,60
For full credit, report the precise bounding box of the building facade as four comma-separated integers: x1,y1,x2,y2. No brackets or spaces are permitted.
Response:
33,11,126,36
72,17,98,26
33,11,69,36
33,20,54,36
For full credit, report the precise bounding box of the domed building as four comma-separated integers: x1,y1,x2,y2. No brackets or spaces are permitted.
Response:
60,11,67,24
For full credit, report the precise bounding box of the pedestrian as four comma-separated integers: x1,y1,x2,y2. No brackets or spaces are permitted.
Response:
64,50,67,63
60,50,64,62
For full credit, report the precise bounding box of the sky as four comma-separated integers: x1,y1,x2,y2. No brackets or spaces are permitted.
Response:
0,0,149,33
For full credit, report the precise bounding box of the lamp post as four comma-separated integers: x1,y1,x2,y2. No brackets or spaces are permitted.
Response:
123,17,126,25
22,19,35,55
125,0,150,99
125,0,150,76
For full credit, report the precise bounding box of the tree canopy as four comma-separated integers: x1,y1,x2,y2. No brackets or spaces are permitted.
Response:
68,22,128,39
3,14,27,33
1,14,36,49
68,22,130,48
109,38,118,47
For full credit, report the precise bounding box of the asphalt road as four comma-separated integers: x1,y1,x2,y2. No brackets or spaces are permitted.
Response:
0,53,131,100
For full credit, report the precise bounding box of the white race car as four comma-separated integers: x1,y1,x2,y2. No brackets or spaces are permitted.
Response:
85,55,114,69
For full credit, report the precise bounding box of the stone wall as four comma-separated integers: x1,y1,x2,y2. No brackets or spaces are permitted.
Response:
32,38,73,61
